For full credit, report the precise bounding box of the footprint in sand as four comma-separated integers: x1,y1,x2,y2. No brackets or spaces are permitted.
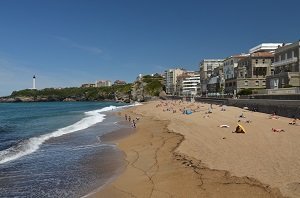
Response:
287,182,300,197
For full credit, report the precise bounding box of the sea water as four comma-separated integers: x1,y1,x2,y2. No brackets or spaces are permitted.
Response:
0,102,134,197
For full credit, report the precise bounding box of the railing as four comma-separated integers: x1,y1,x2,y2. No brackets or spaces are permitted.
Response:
272,57,298,67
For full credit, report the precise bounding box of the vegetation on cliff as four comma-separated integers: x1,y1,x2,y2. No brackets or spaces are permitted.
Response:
10,84,132,102
131,75,165,101
3,74,164,103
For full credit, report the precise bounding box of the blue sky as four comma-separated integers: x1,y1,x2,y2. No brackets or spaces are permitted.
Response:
0,0,299,96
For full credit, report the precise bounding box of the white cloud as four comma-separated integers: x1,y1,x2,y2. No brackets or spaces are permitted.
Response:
54,36,103,54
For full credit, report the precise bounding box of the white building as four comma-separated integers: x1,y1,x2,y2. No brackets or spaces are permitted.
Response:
181,75,201,96
164,68,185,95
199,59,224,94
223,54,249,80
249,43,284,54
199,59,224,80
95,80,112,87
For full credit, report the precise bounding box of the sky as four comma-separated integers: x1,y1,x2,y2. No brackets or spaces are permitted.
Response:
0,0,299,96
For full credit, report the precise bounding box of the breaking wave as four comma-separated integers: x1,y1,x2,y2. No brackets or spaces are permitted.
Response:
0,103,141,164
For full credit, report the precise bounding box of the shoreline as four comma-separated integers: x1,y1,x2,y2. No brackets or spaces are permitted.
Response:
88,101,291,197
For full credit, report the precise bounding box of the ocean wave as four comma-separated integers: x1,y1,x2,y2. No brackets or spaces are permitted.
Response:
0,104,136,165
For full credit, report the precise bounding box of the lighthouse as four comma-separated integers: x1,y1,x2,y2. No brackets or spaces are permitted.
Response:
32,75,36,90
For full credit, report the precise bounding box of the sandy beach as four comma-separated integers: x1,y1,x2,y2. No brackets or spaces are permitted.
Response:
90,100,300,198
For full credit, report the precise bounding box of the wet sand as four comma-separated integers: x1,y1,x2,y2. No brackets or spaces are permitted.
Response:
87,100,300,197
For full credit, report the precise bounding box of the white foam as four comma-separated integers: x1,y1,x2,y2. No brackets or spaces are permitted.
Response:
0,104,134,164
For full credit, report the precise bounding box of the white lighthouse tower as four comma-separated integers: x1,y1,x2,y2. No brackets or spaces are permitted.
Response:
32,75,36,90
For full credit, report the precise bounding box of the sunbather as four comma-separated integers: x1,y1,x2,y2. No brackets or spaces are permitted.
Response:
272,128,285,132
289,119,297,125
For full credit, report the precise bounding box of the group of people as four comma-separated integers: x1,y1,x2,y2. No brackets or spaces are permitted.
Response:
125,114,139,128
156,100,204,115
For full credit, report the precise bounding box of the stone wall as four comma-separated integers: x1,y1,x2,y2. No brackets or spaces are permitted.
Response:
226,99,300,118
167,96,300,118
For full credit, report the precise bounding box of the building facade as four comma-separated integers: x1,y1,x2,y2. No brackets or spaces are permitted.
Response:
96,80,112,87
164,68,185,95
81,83,96,88
181,74,201,96
266,41,300,89
199,59,224,80
223,54,249,80
113,80,127,85
225,52,274,94
249,43,284,54
199,59,224,95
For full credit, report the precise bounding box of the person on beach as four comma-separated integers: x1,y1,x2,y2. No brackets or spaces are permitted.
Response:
289,118,297,125
207,107,212,114
269,112,279,119
128,116,131,122
132,120,136,128
272,128,285,132
239,113,245,118
221,105,226,111
125,114,127,121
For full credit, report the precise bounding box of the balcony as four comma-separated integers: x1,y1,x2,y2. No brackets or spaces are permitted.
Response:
272,57,298,67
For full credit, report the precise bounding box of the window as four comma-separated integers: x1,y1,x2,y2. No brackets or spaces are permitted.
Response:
271,69,274,75
262,81,266,86
244,81,248,86
255,81,259,86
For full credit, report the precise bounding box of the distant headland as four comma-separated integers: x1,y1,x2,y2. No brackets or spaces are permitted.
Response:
0,75,165,103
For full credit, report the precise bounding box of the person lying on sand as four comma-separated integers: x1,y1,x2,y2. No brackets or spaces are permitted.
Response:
203,115,210,118
289,119,297,125
269,113,279,119
272,128,285,132
238,119,252,123
221,105,226,111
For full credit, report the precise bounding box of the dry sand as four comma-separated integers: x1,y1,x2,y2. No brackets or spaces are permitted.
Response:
90,100,300,198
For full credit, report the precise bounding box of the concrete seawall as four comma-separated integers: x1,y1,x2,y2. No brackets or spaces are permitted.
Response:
225,99,300,118
167,96,300,118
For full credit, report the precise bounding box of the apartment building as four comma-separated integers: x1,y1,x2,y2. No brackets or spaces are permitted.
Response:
266,41,300,89
181,72,200,96
223,54,249,80
164,68,185,95
199,59,224,80
199,59,224,95
225,52,274,94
